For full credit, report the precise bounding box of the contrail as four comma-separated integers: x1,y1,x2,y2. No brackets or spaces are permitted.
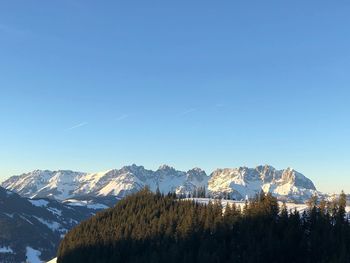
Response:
115,114,128,121
65,122,88,131
180,108,197,116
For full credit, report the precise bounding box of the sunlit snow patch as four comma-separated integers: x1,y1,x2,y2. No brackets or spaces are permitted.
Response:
64,199,108,209
33,216,61,231
26,247,42,263
0,246,14,253
29,199,49,207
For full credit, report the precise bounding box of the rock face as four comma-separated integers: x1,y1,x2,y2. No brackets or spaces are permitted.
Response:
0,187,99,263
1,164,318,203
1,170,85,200
1,165,209,201
208,165,317,203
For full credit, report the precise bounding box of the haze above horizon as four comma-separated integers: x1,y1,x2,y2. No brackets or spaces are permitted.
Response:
0,1,349,193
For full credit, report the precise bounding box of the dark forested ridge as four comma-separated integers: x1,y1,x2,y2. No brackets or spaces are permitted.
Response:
0,187,97,263
57,189,350,263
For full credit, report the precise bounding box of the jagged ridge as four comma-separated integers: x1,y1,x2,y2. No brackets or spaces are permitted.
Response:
1,164,317,203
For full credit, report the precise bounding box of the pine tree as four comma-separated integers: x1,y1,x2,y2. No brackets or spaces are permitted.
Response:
57,190,350,263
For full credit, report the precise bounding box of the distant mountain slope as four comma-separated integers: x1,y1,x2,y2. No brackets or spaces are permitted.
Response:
209,165,317,203
1,170,86,200
2,164,318,203
0,187,99,263
1,165,208,201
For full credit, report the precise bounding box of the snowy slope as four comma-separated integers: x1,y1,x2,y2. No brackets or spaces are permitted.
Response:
2,164,319,203
189,198,309,213
0,187,99,263
208,165,318,202
1,170,85,200
2,165,208,200
189,198,350,215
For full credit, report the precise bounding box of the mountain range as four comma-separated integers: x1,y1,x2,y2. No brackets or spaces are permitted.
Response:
1,164,318,204
0,164,345,262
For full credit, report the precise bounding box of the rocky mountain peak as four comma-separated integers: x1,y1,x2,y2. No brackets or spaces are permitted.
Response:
2,165,318,203
157,164,176,172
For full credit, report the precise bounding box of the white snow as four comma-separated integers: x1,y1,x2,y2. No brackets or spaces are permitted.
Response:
189,198,247,211
2,166,209,201
97,178,137,196
3,170,55,196
38,171,84,200
190,198,350,215
4,213,14,218
69,218,79,224
77,169,116,194
33,216,61,232
47,207,62,216
63,199,108,210
87,203,109,209
63,199,87,206
19,214,34,225
29,199,49,207
0,246,14,253
26,247,42,263
1,170,85,200
47,258,57,263
189,198,309,213
208,166,318,202
1,165,345,204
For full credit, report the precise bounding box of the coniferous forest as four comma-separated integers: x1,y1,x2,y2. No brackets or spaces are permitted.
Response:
57,189,350,263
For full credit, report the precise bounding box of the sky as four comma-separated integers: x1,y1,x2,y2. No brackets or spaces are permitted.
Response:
0,1,349,193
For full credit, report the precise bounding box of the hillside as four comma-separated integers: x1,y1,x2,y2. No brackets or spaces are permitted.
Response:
57,189,350,263
0,187,100,263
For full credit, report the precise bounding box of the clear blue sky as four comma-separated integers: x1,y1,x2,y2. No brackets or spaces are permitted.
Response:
0,1,349,193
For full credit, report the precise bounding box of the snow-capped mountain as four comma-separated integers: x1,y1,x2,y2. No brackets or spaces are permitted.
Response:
1,165,318,203
208,165,317,203
1,165,209,201
2,170,85,200
0,187,100,263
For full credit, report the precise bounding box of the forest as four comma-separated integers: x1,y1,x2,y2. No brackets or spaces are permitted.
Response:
57,189,349,263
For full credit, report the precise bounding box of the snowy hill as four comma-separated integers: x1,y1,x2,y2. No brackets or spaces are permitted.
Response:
189,198,350,216
0,187,100,263
2,164,319,203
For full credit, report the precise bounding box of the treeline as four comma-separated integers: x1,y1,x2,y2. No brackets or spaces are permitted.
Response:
57,189,349,263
